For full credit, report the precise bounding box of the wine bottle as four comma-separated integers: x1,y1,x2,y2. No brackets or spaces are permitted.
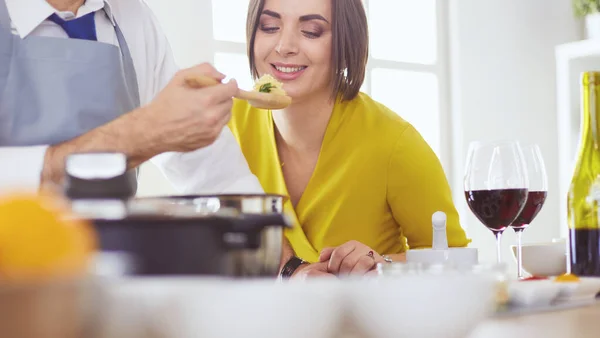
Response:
568,71,600,276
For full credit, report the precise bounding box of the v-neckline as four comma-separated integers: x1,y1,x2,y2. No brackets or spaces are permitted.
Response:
267,99,345,215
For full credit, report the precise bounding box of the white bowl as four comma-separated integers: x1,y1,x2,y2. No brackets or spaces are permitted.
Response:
348,273,496,338
97,278,344,338
511,240,567,277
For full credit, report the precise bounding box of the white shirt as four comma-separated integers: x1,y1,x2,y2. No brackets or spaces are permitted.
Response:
1,0,263,194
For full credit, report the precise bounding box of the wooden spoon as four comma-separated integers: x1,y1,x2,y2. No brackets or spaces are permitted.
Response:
185,75,292,110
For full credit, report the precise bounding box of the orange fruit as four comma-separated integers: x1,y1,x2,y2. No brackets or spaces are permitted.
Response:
0,192,97,281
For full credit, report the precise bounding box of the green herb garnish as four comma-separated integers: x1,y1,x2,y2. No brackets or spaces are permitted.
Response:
259,83,275,93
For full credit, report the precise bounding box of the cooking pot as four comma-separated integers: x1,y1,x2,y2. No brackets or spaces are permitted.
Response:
63,153,291,278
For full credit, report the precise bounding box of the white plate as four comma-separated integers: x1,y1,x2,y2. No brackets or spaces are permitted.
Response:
555,277,600,302
502,277,600,315
507,280,562,307
497,298,599,317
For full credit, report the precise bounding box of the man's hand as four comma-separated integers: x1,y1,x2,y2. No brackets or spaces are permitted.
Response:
41,63,238,186
142,64,239,153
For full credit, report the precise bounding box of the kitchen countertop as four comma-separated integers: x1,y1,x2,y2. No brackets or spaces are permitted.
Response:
469,302,600,338
4,278,600,338
84,282,600,338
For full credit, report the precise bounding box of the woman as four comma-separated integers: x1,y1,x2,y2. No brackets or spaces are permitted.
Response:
229,0,470,278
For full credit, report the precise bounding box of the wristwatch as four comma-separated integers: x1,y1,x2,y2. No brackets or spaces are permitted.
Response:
280,256,308,279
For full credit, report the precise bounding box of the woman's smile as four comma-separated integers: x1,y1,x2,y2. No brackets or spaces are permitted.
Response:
270,62,308,81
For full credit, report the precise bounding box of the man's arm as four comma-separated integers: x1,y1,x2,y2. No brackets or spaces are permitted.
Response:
34,64,238,190
0,113,149,192
137,2,263,195
40,107,157,186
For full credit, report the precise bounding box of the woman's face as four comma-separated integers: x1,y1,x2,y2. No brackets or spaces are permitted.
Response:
253,0,333,102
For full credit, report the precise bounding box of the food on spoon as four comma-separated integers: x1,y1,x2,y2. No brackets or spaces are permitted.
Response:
253,74,287,96
0,192,96,281
554,273,580,283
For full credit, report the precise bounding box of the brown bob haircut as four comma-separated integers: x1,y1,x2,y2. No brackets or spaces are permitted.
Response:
246,0,369,102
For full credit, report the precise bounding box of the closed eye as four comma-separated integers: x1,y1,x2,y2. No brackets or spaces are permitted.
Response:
260,26,280,33
302,30,321,39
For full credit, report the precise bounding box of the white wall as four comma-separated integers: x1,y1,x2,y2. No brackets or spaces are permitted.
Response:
448,0,582,265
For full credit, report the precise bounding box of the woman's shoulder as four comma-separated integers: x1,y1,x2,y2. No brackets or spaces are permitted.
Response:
341,92,417,142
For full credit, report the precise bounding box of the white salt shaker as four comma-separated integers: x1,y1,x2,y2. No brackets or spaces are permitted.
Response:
405,211,479,267
432,211,448,250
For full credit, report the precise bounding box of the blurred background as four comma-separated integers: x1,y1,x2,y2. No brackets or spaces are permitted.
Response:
137,0,595,267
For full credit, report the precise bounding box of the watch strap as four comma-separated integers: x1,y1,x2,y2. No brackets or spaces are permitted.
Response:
280,256,306,278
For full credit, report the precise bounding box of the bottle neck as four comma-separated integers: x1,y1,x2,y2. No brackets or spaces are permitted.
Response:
581,83,600,148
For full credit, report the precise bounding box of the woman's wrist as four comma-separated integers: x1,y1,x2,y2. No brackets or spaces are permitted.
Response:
279,256,308,278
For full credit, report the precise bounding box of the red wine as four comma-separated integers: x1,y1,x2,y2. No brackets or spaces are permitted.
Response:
569,228,600,276
464,189,528,232
511,191,547,230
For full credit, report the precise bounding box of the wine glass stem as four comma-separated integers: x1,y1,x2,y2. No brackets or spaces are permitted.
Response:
516,228,524,278
494,231,503,264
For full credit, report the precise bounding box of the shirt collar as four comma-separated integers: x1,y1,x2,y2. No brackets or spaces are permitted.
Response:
5,0,116,38
101,0,117,27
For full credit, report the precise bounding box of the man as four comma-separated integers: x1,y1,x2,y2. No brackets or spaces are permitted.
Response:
0,0,333,280
0,0,263,194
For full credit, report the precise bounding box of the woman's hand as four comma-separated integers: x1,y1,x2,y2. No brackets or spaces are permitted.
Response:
291,262,337,280
319,240,384,276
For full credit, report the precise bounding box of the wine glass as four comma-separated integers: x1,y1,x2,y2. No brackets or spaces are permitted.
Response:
464,141,529,264
511,144,548,278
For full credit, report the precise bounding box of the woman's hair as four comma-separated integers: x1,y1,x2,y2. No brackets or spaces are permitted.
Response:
246,0,369,102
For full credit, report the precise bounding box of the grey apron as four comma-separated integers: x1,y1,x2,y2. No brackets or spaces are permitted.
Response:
0,0,139,192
